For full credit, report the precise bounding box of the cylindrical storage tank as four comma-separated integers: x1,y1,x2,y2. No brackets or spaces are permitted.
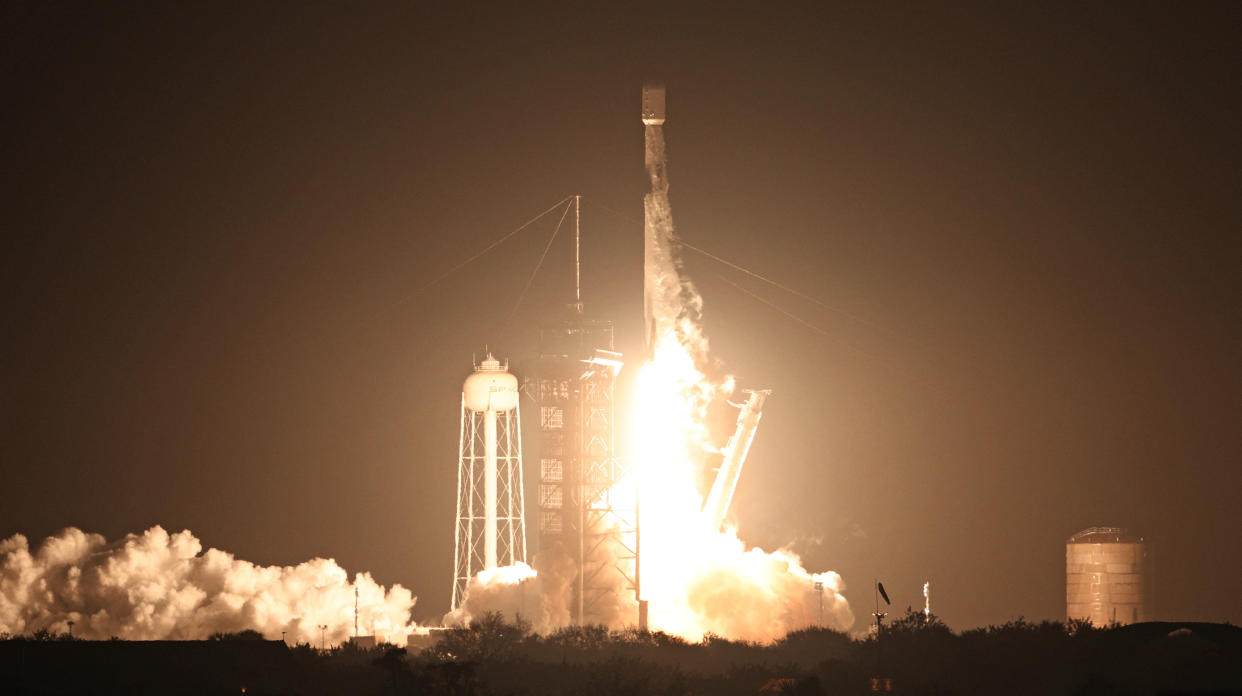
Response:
1066,527,1146,627
463,356,519,412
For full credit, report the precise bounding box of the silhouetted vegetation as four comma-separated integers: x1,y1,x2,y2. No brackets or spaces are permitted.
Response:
209,628,266,641
2,610,1240,694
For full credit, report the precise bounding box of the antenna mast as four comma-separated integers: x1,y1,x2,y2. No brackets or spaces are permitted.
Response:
574,194,582,313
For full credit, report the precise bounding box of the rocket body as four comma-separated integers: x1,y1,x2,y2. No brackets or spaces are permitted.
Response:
642,81,675,358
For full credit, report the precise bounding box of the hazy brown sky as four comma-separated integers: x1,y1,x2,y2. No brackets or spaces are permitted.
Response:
4,2,1240,628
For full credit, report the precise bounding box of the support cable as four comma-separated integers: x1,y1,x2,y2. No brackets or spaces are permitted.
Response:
324,195,573,343
681,241,879,333
421,195,574,292
712,273,857,353
713,272,962,397
587,197,920,349
588,199,868,324
499,198,574,339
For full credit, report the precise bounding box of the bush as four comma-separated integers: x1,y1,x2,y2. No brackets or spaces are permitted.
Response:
209,629,266,641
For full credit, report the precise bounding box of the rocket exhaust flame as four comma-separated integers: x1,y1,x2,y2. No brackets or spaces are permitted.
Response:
632,82,853,640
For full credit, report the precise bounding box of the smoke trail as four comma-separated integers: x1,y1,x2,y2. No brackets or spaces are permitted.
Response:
0,526,418,645
643,123,732,416
637,113,853,642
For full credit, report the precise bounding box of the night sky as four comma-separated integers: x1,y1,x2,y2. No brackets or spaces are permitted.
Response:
5,2,1240,629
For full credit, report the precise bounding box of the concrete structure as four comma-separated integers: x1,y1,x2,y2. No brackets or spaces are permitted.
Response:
453,355,527,611
1066,526,1146,626
406,628,448,653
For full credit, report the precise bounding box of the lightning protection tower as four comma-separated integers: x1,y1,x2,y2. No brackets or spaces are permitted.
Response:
530,196,635,626
452,354,528,611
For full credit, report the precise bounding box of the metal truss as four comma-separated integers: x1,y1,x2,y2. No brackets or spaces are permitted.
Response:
452,396,527,612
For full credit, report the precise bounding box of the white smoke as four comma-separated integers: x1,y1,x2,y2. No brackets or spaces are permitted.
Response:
669,529,854,641
0,526,418,645
443,562,541,629
644,123,734,427
447,531,638,633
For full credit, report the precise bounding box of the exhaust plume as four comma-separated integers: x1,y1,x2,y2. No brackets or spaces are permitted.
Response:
0,526,418,645
636,86,853,641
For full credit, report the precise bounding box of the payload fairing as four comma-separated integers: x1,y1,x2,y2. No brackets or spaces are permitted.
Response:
642,82,666,125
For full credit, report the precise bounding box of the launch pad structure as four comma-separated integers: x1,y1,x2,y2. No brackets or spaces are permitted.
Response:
528,197,637,626
450,83,774,631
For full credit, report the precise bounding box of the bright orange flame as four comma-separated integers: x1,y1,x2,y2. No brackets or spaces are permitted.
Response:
629,336,853,642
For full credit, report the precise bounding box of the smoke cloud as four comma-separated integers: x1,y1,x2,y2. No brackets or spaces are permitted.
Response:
0,526,418,645
445,542,634,634
672,530,853,641
442,561,541,629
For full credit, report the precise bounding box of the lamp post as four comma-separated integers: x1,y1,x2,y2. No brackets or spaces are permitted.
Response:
319,625,328,651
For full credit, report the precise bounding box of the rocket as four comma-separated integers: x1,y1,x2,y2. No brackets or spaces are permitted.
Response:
642,81,666,125
642,81,668,357
637,80,667,628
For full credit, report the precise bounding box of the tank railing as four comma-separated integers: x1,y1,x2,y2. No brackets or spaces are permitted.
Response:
1068,526,1136,543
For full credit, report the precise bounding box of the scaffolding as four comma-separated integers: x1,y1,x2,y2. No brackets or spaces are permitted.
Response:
530,318,636,625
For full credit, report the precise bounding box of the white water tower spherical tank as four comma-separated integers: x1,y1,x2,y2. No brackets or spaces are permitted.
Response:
463,356,519,412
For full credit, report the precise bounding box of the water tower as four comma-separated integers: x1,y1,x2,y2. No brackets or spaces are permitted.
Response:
452,354,527,611
1066,526,1146,626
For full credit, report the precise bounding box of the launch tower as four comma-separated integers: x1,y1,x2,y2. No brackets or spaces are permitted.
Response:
529,198,635,626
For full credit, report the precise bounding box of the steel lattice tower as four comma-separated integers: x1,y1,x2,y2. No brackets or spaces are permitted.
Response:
531,317,635,625
452,355,527,612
